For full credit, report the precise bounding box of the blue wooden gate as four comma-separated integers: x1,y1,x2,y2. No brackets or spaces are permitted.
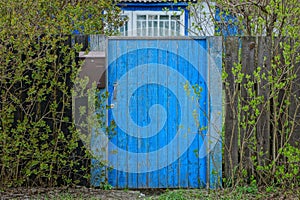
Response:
92,37,222,189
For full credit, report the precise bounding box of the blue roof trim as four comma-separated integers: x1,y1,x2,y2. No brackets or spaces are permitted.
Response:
118,2,188,8
118,2,188,11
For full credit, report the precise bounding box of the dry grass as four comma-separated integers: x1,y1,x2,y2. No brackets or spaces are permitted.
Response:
0,186,299,200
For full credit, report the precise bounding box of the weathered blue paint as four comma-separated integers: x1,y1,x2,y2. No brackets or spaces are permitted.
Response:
178,39,189,188
188,39,200,188
199,39,208,188
157,39,168,188
107,39,118,187
147,40,160,188
136,39,148,188
91,37,222,189
127,40,138,188
167,40,179,188
116,39,128,188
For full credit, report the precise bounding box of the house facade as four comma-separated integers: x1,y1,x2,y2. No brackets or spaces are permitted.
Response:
118,0,215,37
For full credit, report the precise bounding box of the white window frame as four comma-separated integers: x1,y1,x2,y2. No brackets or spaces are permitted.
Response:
119,11,133,36
120,10,185,36
133,11,184,36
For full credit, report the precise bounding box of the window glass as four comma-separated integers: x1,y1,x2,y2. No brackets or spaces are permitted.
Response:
137,15,147,20
137,21,141,36
153,21,158,36
171,15,180,20
142,21,147,36
149,15,158,20
171,21,176,36
136,13,182,36
148,21,152,36
160,15,169,20
119,15,128,36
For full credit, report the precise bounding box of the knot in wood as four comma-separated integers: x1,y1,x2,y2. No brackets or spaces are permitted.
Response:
249,42,256,50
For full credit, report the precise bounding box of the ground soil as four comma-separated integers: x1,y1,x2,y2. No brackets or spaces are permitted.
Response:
0,187,163,200
1,187,300,200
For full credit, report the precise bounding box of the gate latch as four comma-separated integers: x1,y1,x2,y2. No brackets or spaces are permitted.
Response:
113,82,118,100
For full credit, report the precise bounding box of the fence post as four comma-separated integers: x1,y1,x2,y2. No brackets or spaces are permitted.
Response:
240,37,256,176
224,37,239,184
207,36,223,188
256,37,271,168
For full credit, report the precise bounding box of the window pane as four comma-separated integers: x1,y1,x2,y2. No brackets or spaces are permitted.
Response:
134,13,182,36
154,21,158,36
149,15,158,20
120,22,128,36
176,21,180,35
142,21,146,36
165,21,169,36
160,15,169,20
137,21,141,29
119,15,128,36
171,15,180,20
137,15,146,20
171,21,175,36
159,21,164,36
148,21,152,36
137,21,141,36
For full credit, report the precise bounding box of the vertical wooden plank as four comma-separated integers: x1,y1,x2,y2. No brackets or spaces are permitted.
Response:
177,39,188,188
256,37,271,167
167,39,179,188
107,39,118,187
276,37,288,162
208,36,223,188
137,39,148,188
145,42,151,189
74,35,89,51
147,40,159,188
224,37,239,181
197,39,208,188
90,35,106,51
127,40,138,188
116,39,128,188
289,38,300,148
157,39,168,188
240,36,256,176
187,39,200,188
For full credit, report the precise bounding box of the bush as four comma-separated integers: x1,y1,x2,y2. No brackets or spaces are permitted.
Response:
0,0,122,187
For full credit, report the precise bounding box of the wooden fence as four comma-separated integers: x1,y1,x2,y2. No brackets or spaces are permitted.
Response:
1,34,299,187
223,36,300,184
73,35,300,186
